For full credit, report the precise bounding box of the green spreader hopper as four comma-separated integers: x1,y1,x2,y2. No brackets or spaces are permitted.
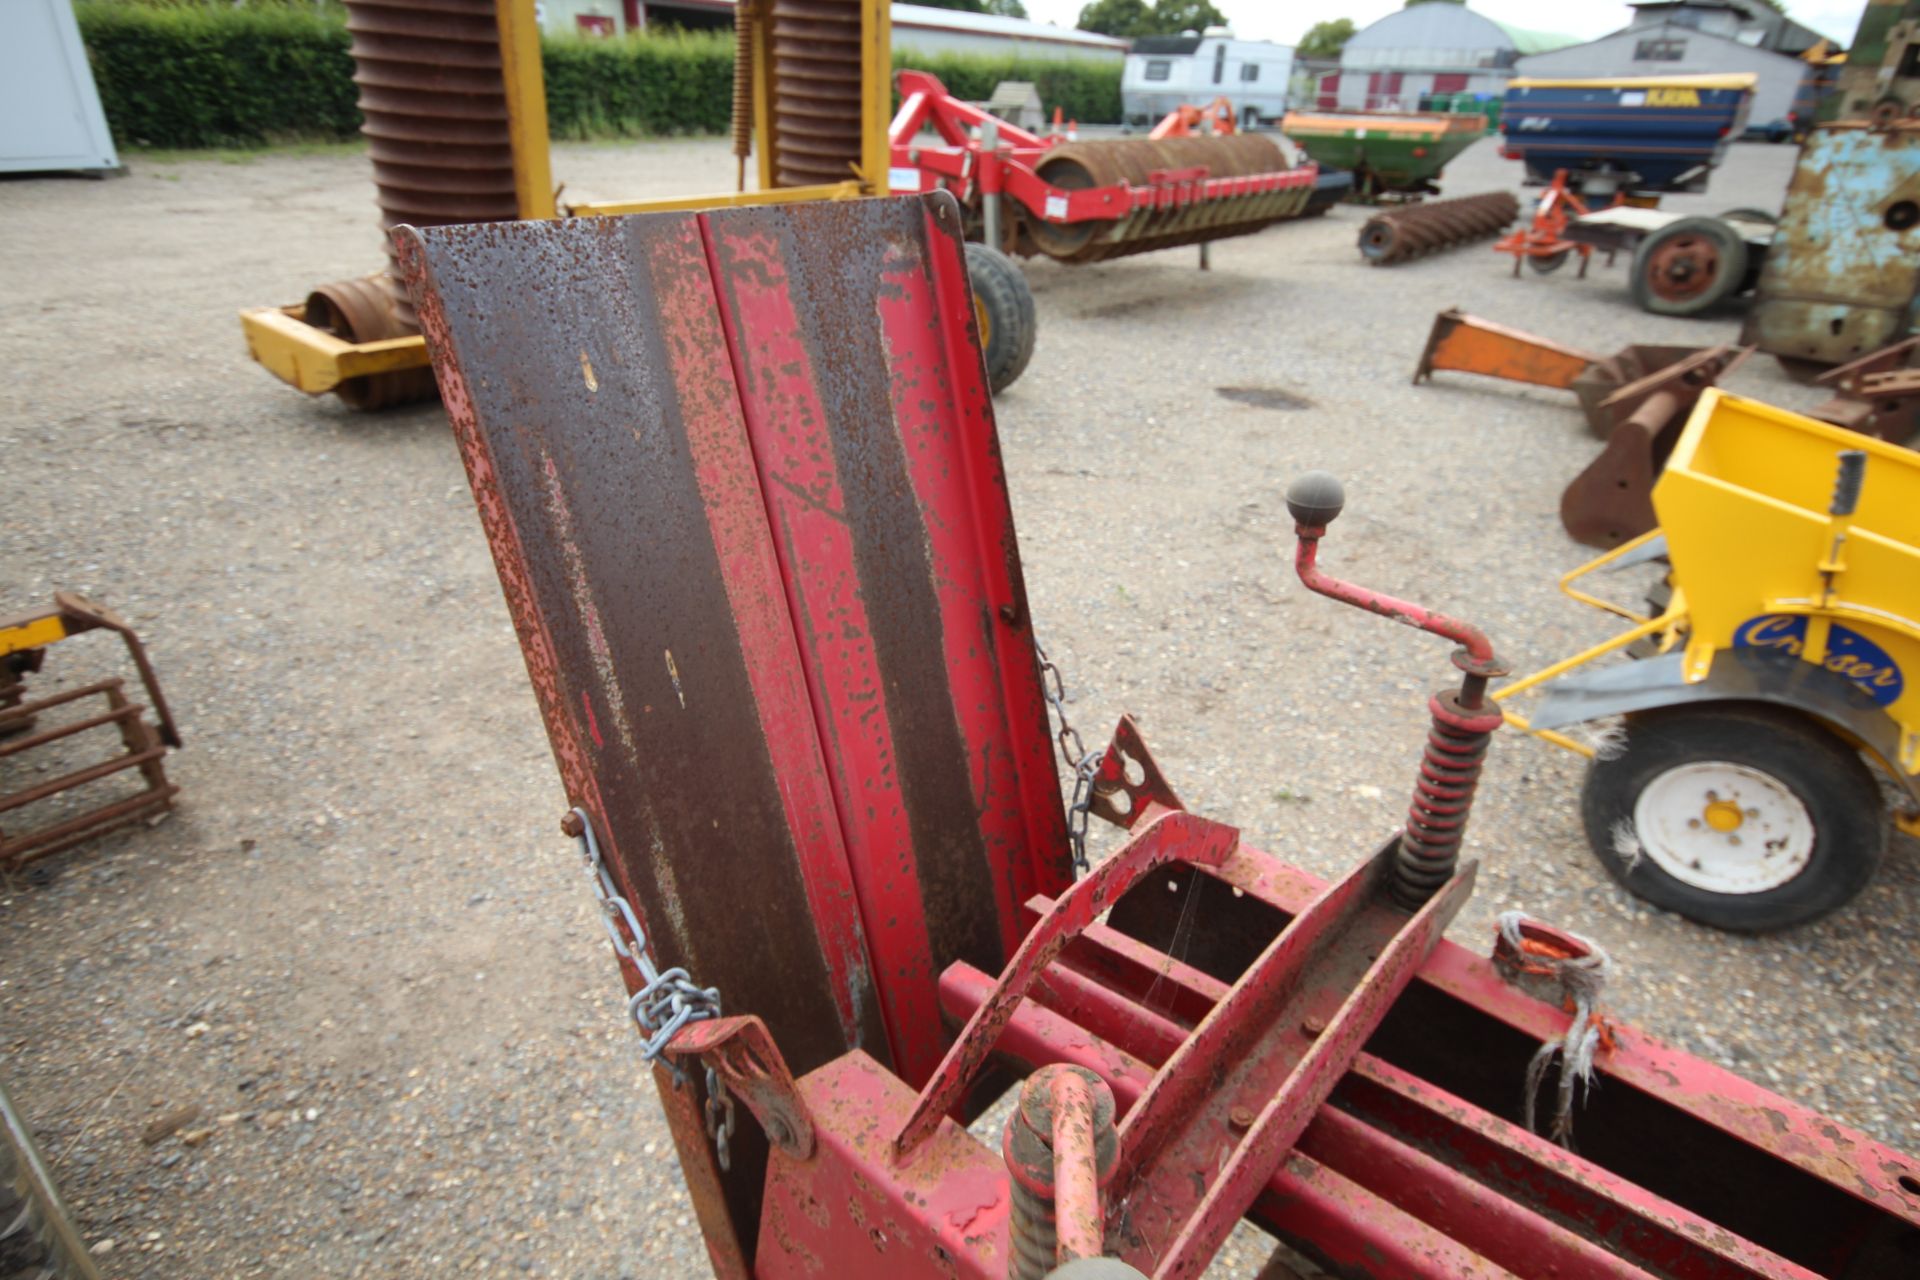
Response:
1281,110,1488,199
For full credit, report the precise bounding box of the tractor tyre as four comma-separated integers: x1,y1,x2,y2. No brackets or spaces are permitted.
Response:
1631,216,1749,317
966,242,1036,395
1581,703,1886,931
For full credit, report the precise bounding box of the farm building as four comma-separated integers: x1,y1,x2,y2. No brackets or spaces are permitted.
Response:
1121,28,1297,127
1513,1,1838,137
538,0,1126,64
1320,4,1576,111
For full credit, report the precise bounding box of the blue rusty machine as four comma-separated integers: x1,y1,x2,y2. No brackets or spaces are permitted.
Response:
1746,3,1920,371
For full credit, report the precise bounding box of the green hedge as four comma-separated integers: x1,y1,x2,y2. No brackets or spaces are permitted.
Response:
543,30,735,140
75,2,1122,150
893,51,1121,127
78,2,360,148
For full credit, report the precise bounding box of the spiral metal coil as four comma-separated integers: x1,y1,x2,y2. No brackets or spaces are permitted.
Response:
1392,694,1504,908
769,0,864,187
1358,191,1520,266
300,1,520,409
1028,134,1311,263
732,3,756,185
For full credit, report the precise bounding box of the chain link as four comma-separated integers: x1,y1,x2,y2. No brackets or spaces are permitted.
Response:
1035,640,1103,876
566,806,734,1168
704,1063,737,1172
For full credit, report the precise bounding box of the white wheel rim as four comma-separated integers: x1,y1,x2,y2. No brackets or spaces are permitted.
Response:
1632,761,1815,894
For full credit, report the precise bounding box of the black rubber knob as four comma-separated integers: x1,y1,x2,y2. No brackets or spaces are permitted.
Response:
1286,470,1347,527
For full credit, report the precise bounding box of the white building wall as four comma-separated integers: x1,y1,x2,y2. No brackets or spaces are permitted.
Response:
1515,26,1806,126
894,19,1125,65
1122,37,1296,124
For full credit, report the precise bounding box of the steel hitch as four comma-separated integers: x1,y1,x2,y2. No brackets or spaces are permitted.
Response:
1286,472,1510,907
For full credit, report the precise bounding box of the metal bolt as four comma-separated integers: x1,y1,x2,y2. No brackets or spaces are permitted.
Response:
1227,1106,1255,1132
560,811,585,838
1301,1015,1326,1039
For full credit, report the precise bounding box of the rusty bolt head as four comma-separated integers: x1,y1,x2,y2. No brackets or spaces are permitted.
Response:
1301,1015,1326,1038
1227,1106,1256,1132
560,811,585,838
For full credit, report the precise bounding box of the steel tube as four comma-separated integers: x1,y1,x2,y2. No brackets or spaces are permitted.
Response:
1048,1069,1105,1263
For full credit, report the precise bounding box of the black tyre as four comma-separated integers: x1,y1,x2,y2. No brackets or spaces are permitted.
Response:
1581,703,1887,931
1716,206,1778,226
1630,216,1749,316
1527,249,1571,274
965,242,1036,395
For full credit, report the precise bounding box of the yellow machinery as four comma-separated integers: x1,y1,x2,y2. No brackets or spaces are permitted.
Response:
1495,389,1920,930
1,594,181,868
240,0,897,409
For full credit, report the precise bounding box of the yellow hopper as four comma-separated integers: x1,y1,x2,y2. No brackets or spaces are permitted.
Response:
1498,389,1919,930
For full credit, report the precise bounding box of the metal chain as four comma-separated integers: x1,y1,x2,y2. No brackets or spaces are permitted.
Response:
566,806,735,1169
1035,640,1103,876
703,1063,737,1172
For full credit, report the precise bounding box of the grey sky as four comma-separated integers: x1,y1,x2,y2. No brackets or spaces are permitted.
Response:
1018,1,1859,49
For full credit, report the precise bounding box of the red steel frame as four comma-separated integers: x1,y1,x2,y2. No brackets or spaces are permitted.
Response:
402,195,1920,1280
887,71,1316,229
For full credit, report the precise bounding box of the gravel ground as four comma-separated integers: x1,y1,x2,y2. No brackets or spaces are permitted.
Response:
1,133,1915,1278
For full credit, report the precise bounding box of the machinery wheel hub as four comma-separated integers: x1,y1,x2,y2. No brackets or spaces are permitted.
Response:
1633,761,1814,894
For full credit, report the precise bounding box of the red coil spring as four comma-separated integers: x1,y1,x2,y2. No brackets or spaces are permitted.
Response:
1393,694,1503,908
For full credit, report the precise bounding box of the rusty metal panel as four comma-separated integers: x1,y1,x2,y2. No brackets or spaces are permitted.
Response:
396,213,887,1084
704,194,1072,1087
1746,123,1920,365
399,193,1068,1095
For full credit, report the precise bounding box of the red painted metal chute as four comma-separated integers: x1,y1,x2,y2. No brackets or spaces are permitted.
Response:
398,193,1920,1279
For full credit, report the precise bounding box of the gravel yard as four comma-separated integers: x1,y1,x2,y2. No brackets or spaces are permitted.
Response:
1,132,1915,1278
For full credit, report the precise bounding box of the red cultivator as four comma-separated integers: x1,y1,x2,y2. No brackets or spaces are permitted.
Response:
398,194,1920,1278
888,71,1324,263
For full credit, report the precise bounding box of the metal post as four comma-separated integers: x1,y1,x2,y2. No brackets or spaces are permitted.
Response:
981,117,1003,252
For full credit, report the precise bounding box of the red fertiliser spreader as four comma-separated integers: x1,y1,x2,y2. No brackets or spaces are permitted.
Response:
396,194,1920,1279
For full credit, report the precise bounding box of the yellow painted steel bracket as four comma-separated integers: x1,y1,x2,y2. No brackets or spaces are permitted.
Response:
239,305,429,395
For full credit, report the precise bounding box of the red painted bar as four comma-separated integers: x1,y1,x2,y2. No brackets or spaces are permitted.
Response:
647,217,877,1055
704,216,939,1082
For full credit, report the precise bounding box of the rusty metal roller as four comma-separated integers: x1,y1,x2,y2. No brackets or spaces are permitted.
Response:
1357,191,1519,267
1027,134,1298,264
347,0,517,285
304,0,519,409
769,0,864,188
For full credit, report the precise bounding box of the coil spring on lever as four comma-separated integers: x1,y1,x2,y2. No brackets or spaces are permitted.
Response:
1392,695,1501,909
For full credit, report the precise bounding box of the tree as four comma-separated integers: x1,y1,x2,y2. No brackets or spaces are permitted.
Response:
1077,0,1151,36
1078,0,1227,37
1297,17,1355,59
1149,0,1227,33
983,0,1029,15
913,0,985,10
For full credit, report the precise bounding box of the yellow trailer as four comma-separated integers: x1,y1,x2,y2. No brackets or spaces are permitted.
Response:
1497,389,1920,929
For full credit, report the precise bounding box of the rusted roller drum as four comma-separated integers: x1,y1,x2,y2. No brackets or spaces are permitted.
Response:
769,0,864,187
305,275,439,411
328,0,518,408
347,0,518,283
1357,191,1519,266
1029,134,1293,263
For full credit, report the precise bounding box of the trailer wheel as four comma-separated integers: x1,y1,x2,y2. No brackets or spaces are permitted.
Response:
965,242,1036,395
1581,703,1887,931
1631,216,1749,316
